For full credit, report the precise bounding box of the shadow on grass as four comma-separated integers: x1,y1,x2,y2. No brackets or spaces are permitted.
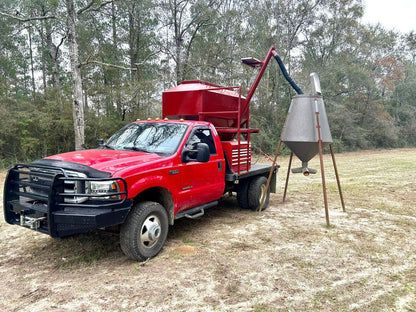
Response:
27,230,125,269
167,195,250,240
23,195,254,268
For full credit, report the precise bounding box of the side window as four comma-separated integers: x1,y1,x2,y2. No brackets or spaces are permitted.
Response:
186,128,217,155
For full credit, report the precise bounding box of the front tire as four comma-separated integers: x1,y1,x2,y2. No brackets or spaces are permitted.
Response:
120,201,169,261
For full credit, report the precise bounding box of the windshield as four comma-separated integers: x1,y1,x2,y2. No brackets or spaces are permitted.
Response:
105,122,188,156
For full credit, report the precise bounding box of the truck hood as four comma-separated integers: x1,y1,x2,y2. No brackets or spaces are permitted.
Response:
45,149,164,174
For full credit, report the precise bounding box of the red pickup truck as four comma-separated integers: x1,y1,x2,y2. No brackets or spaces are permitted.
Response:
3,48,280,261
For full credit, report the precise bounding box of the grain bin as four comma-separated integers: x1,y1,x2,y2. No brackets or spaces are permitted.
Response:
282,74,332,175
281,94,332,175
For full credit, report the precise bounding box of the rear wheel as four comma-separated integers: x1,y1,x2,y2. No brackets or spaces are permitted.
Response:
237,179,250,209
247,176,270,211
120,201,168,261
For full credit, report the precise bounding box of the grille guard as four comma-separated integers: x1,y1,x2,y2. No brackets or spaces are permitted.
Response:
4,163,131,237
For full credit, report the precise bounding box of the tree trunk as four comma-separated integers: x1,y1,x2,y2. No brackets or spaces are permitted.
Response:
66,0,84,150
28,25,36,99
45,20,63,111
172,0,183,85
39,23,48,93
112,1,118,64
128,8,137,81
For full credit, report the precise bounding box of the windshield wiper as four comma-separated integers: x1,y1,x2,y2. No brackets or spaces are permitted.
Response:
101,144,114,150
123,146,150,153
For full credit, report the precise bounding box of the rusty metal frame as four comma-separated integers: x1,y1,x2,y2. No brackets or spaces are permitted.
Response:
260,98,346,227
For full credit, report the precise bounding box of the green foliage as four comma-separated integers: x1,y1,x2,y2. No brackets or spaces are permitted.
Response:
0,0,416,167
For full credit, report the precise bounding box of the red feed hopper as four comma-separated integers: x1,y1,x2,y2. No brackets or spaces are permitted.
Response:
162,80,247,140
162,80,253,172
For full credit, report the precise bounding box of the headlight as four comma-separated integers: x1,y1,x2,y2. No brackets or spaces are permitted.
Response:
86,180,120,200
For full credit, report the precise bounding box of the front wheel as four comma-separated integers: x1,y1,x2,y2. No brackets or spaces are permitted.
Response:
120,201,169,261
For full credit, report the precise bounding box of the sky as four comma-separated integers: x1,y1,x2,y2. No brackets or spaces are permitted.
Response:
362,0,415,33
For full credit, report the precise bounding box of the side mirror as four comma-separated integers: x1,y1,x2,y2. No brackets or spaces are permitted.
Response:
98,139,104,147
196,142,210,163
182,143,210,163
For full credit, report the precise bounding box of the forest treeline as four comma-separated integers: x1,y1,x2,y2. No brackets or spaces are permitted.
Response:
0,0,415,167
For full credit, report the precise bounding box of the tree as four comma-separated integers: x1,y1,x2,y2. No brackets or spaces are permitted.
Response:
65,0,84,150
158,0,222,85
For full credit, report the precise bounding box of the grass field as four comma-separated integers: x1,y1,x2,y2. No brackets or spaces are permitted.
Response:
0,148,415,311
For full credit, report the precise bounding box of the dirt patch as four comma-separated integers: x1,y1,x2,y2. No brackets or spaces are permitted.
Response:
1,148,416,311
169,244,198,256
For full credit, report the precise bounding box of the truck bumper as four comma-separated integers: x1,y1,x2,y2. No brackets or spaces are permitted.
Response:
3,164,132,238
7,201,132,237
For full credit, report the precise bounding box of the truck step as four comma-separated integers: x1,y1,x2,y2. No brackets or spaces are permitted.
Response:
175,201,218,220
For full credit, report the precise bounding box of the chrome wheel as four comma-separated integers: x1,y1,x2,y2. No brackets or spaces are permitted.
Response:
140,215,161,248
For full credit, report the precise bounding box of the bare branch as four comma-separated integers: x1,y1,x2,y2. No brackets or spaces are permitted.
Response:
77,0,113,16
48,35,66,62
94,0,114,12
135,50,161,66
79,60,138,71
0,11,55,22
56,36,66,56
79,50,160,71
77,0,96,15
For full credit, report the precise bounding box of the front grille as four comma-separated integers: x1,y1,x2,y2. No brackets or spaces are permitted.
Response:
27,167,87,204
27,167,60,200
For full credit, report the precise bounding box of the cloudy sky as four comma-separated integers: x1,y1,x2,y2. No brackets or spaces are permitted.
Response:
362,0,415,33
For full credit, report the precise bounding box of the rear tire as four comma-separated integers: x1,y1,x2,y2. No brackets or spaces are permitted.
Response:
247,176,270,211
237,179,250,209
120,201,168,261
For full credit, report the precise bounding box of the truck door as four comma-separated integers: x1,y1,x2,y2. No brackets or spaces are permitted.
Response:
178,127,225,211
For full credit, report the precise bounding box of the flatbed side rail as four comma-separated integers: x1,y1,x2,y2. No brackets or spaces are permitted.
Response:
225,163,279,193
